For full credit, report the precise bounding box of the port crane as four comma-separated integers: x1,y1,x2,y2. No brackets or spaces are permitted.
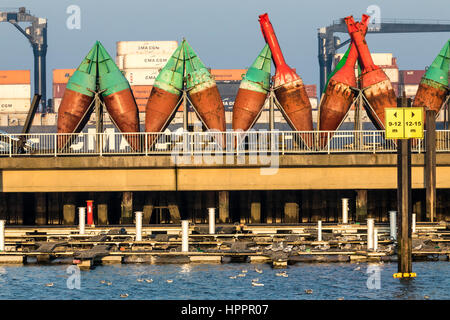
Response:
318,18,450,94
0,7,47,113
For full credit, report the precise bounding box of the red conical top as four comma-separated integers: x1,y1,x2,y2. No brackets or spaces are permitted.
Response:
259,13,300,87
332,15,369,87
345,15,379,74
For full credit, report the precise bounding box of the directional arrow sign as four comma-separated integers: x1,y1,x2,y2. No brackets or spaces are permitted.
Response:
404,107,424,139
385,108,405,139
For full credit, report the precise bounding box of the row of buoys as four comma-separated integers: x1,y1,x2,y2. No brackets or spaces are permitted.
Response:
57,14,450,152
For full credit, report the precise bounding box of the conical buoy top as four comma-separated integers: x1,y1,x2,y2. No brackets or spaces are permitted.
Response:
423,40,450,87
183,40,213,89
153,43,184,94
65,42,98,97
242,44,272,92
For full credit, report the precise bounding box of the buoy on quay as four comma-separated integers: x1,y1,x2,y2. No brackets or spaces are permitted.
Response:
232,44,272,132
145,43,185,148
57,42,98,150
413,40,450,120
345,15,397,130
318,15,369,148
97,41,140,151
259,13,314,148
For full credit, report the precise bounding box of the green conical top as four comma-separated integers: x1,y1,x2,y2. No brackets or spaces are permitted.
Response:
423,40,450,87
97,41,131,96
323,45,351,93
183,40,214,89
66,42,98,97
153,43,184,95
242,44,272,93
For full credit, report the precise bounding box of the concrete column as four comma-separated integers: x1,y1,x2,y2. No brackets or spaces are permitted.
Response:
167,192,181,224
284,191,299,223
265,191,273,224
135,211,143,241
356,190,368,222
97,193,108,225
250,191,261,223
317,220,322,241
120,191,133,224
15,193,24,225
35,193,47,225
274,191,282,223
412,213,416,234
389,211,397,240
218,191,229,223
341,198,349,224
208,208,215,234
63,193,76,225
374,228,378,251
194,192,202,223
78,207,86,235
181,220,189,252
367,218,374,250
301,190,311,223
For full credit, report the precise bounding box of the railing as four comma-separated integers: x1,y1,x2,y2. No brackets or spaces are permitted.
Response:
0,130,444,157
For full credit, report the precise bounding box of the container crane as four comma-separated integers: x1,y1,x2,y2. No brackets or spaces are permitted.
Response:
318,18,450,95
0,7,47,112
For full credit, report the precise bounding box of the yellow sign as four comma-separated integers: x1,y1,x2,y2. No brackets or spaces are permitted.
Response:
385,107,423,139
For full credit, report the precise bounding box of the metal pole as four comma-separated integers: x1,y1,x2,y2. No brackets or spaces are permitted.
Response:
135,211,143,241
317,220,322,241
425,110,436,222
0,220,5,251
389,211,397,240
367,218,374,251
78,207,86,235
269,88,275,131
181,220,189,252
208,208,216,235
183,90,188,131
341,198,349,224
397,138,412,274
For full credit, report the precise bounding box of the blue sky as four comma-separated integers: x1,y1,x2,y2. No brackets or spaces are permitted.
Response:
1,0,449,95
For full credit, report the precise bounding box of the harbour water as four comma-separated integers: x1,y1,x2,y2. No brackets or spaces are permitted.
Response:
0,262,448,300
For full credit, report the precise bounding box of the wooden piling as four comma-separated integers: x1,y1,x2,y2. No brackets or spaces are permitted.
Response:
397,139,412,274
425,109,437,222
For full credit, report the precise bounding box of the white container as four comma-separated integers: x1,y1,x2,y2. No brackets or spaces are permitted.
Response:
53,98,62,113
116,55,124,70
0,84,31,99
116,41,178,56
309,97,318,109
371,53,393,66
123,68,160,86
123,54,172,69
382,68,399,83
403,84,419,97
0,99,31,113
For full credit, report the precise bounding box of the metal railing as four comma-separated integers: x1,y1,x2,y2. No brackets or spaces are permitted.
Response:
0,130,443,157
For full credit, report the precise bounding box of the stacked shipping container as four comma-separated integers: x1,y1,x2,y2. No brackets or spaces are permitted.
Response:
52,69,76,113
0,70,31,114
116,41,178,113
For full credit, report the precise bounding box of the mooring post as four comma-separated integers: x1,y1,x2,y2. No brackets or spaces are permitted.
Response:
208,208,216,235
317,220,322,242
397,138,412,274
389,211,397,240
181,220,189,252
412,213,416,234
373,228,378,251
425,109,436,222
0,220,5,251
367,218,374,251
78,207,86,235
135,211,143,241
341,198,349,224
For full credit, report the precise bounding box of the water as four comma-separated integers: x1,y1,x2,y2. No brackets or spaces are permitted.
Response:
0,262,448,300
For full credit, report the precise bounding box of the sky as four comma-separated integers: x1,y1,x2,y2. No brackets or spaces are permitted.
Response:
1,0,449,98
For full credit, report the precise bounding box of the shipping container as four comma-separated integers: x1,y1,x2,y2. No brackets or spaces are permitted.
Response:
53,69,76,84
53,83,66,99
382,67,399,83
335,53,394,67
392,82,399,96
0,99,31,113
0,84,31,99
116,56,124,70
122,68,160,86
305,84,317,98
309,97,318,109
402,84,419,97
0,70,30,84
211,69,247,81
116,41,178,56
131,85,153,99
123,54,172,69
53,98,62,113
216,81,240,111
400,70,425,85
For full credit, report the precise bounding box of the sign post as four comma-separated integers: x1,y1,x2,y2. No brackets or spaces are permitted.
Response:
385,107,423,277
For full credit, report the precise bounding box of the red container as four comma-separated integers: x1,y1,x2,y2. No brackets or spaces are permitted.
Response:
86,200,94,226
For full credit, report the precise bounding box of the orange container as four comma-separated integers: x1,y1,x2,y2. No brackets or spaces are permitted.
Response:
131,85,153,99
211,69,247,81
53,69,76,84
0,70,30,84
